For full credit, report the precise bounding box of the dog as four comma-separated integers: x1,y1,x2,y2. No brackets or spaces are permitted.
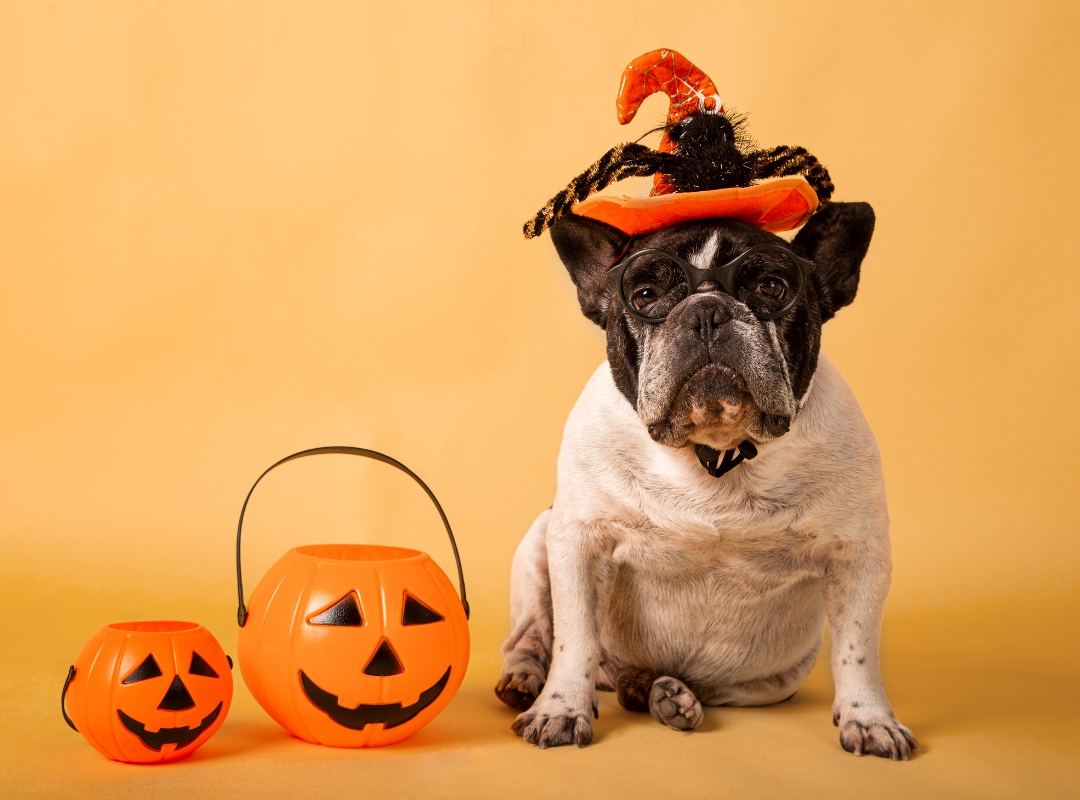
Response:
496,202,919,759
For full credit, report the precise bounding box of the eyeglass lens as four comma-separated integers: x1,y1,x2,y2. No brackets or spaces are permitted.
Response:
619,255,689,320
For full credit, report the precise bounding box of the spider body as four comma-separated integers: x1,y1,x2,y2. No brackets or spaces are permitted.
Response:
659,112,756,195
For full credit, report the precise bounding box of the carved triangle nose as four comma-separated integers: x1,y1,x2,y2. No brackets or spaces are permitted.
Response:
363,639,404,676
157,675,196,710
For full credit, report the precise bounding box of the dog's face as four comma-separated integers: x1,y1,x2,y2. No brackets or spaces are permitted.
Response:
551,202,875,450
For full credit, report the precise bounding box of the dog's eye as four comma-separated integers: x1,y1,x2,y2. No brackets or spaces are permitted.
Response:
756,277,786,299
631,287,657,310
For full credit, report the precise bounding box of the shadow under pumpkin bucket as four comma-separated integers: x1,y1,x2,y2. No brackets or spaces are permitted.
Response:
234,447,470,747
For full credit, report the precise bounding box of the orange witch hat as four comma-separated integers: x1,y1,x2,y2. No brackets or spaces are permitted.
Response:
524,49,833,239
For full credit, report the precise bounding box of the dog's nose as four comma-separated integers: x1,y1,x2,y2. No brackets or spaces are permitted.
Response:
682,299,731,343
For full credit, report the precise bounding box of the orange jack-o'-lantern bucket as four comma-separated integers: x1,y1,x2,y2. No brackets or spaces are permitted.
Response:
234,447,470,747
61,621,234,763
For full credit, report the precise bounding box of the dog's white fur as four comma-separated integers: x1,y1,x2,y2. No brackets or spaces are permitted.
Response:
501,355,917,757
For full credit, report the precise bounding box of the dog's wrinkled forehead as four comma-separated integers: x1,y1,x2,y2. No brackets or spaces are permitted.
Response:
631,219,785,267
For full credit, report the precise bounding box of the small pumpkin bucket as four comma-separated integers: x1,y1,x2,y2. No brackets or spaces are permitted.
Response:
234,447,470,747
61,621,233,763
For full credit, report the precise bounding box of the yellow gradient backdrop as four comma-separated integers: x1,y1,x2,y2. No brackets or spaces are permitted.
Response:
1,1,1077,797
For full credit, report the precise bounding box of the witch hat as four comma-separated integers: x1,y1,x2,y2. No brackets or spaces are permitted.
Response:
524,48,834,239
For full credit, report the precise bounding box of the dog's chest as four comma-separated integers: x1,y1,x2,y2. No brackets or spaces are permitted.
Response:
613,455,812,557
601,494,827,680
609,505,816,591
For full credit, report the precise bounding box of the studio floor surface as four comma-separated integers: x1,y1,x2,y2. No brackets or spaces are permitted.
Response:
2,592,1077,799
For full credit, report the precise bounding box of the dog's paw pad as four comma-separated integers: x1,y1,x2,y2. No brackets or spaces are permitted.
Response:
495,670,545,711
649,676,703,731
837,711,919,761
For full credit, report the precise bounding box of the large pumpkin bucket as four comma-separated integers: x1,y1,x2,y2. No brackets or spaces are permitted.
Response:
234,447,470,747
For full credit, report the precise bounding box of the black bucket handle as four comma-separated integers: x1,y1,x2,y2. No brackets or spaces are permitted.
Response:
235,446,468,626
61,665,78,732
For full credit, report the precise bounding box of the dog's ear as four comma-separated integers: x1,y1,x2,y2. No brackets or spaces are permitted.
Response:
792,201,875,323
550,213,629,329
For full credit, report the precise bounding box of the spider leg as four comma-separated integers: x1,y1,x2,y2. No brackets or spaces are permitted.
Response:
748,146,835,203
523,143,674,239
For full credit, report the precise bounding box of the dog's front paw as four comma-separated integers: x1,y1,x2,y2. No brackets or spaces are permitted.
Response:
834,705,919,761
649,676,703,731
511,692,597,748
495,668,545,711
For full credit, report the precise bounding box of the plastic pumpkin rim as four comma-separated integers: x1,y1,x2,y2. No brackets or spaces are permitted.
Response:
293,544,423,563
108,621,202,633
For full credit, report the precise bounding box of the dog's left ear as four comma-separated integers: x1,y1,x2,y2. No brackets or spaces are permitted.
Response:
792,201,875,322
550,213,629,329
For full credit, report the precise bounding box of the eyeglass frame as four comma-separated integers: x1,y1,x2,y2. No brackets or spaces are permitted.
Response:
606,242,816,323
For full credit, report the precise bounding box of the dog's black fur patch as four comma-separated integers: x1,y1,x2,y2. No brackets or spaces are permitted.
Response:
615,668,660,712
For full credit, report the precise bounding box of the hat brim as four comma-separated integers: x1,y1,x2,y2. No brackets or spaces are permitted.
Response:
572,177,819,236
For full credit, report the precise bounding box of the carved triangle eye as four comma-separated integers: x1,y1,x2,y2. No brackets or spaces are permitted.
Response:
402,592,444,626
122,654,163,684
308,592,364,626
189,651,219,678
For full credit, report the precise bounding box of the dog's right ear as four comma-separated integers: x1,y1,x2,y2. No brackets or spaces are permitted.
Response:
550,214,629,329
792,201,875,323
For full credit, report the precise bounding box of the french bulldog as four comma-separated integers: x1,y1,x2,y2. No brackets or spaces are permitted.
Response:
496,202,919,759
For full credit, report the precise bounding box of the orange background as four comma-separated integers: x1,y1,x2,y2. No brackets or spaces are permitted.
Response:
0,1,1077,797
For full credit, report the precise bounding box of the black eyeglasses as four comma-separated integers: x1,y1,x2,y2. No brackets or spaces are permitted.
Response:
607,243,814,323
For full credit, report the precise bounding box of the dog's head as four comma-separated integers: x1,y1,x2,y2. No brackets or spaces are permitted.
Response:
551,202,875,450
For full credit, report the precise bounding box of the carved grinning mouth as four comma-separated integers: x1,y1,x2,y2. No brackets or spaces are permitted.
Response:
300,667,451,730
117,702,222,752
